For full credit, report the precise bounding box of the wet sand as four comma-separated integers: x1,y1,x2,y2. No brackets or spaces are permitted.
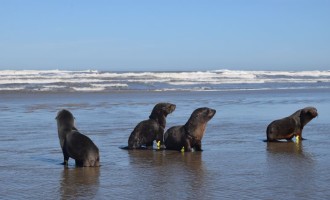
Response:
0,89,329,199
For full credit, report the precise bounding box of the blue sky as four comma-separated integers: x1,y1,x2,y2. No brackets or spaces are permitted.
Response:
0,0,329,71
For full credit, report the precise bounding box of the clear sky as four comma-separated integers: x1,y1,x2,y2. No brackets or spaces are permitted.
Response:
0,0,329,71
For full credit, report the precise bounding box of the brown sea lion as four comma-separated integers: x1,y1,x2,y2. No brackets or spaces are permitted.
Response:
127,103,176,149
56,109,100,167
266,107,318,142
164,107,216,152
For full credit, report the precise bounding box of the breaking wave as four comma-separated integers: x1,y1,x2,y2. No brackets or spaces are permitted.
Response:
0,69,329,92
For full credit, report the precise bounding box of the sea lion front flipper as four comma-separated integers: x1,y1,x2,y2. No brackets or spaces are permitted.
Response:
194,140,203,151
184,138,192,152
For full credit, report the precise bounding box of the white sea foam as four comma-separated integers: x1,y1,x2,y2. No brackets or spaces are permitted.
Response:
72,87,106,92
0,69,329,92
0,78,105,84
211,69,330,77
90,83,128,88
0,87,25,91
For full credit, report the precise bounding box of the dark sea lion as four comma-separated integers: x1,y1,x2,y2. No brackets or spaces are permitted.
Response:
164,107,216,152
266,107,318,142
56,109,100,167
127,103,176,149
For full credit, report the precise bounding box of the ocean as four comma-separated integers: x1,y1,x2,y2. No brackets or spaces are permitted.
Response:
0,69,329,199
1,69,330,92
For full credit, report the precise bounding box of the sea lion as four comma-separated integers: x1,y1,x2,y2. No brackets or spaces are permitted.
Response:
164,107,216,152
266,107,318,142
127,103,176,149
56,109,100,167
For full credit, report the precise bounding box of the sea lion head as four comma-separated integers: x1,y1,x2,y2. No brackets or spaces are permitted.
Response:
56,109,75,129
301,107,318,118
300,107,318,127
188,107,216,124
150,103,176,118
185,107,216,139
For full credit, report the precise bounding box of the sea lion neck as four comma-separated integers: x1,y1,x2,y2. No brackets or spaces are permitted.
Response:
184,121,206,140
149,114,166,129
300,113,314,128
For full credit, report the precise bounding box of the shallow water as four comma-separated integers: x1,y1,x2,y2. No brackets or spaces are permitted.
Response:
0,89,329,199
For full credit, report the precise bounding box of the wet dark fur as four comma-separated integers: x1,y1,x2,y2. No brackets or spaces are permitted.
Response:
56,109,100,167
266,107,318,142
164,107,216,152
127,103,176,149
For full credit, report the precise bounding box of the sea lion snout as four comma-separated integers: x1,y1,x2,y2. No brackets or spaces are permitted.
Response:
169,104,176,113
165,103,176,114
308,109,318,118
208,108,216,118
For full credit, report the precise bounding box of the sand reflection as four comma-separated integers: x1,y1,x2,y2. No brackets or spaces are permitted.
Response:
127,150,206,199
265,141,316,198
60,167,100,200
266,141,305,155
